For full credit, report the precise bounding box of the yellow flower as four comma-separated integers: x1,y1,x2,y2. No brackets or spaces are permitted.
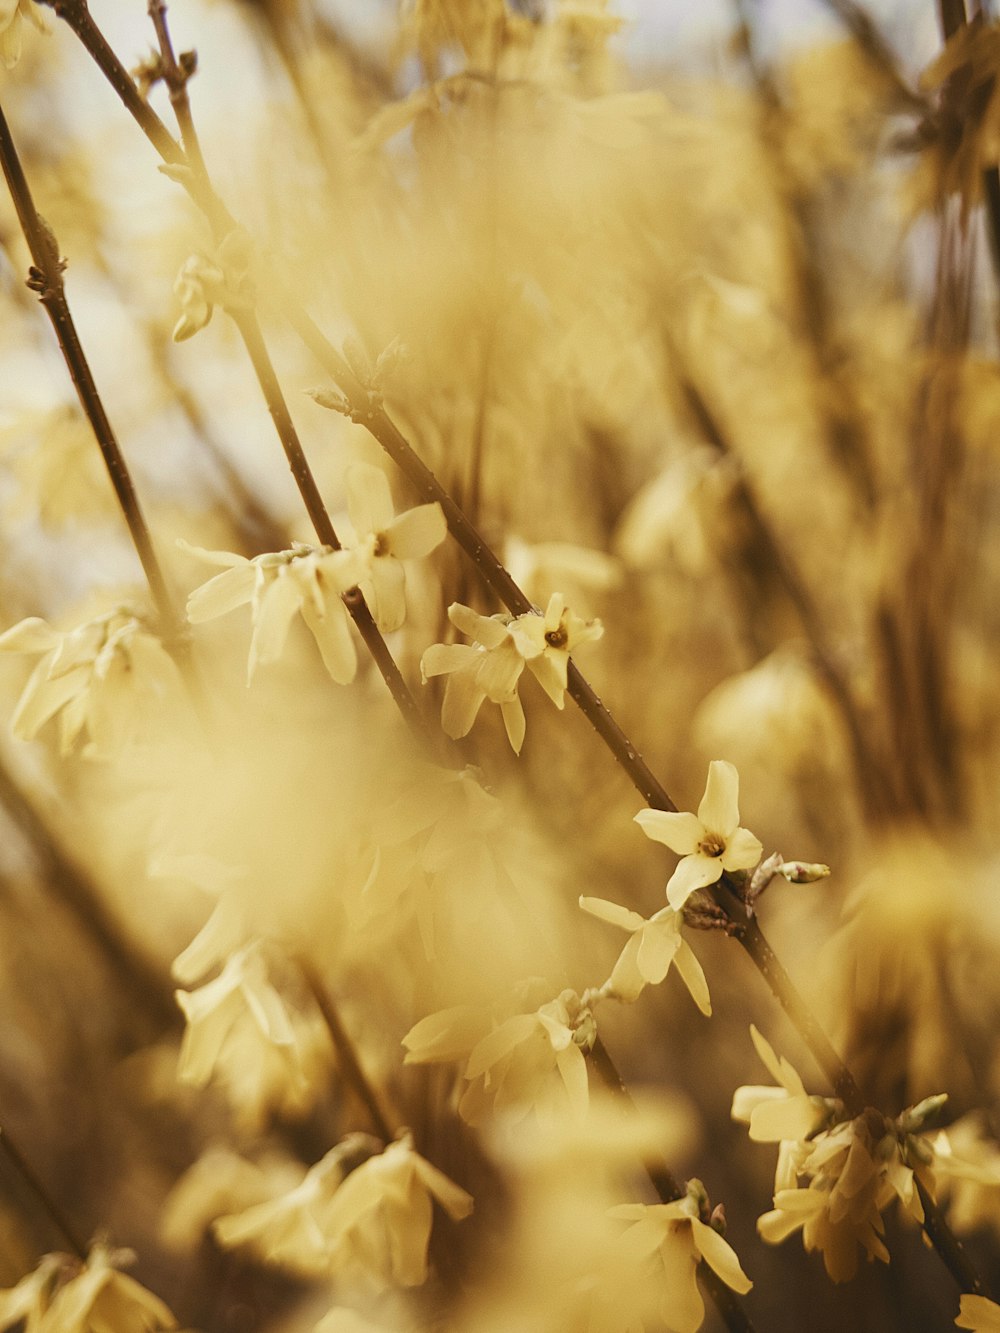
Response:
731,1025,838,1146
421,594,602,753
578,895,711,1013
0,1244,177,1333
403,988,598,1127
343,463,446,632
635,760,762,911
183,541,361,683
0,607,182,756
609,1182,752,1333
0,0,44,70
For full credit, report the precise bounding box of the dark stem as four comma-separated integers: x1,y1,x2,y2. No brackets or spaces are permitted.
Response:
0,102,181,642
301,963,396,1144
0,1124,88,1261
232,313,431,743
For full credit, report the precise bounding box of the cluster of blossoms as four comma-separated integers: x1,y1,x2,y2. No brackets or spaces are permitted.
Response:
732,1025,950,1282
0,605,182,757
0,1243,178,1333
420,594,603,753
171,229,255,342
403,987,599,1128
183,463,445,680
211,1131,472,1289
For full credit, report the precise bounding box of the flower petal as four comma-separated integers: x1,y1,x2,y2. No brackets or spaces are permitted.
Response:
666,853,725,911
673,939,712,1015
386,502,447,559
441,673,487,739
634,809,703,854
247,571,303,679
579,896,645,932
346,462,394,535
187,564,257,623
722,826,763,872
448,602,508,649
300,589,357,683
697,759,741,836
692,1218,753,1294
501,695,526,754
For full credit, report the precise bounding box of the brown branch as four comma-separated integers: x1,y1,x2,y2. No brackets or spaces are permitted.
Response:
0,102,181,644
0,1124,88,1261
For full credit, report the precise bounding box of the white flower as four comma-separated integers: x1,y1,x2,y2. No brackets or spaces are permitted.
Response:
0,1254,62,1333
635,760,762,911
0,607,182,756
608,1182,753,1333
420,594,602,753
0,0,45,70
343,463,446,632
403,989,597,1127
578,895,711,1013
182,541,362,683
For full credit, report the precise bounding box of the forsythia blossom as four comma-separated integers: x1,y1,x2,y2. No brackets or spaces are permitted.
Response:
578,896,711,1013
183,541,361,683
0,1244,177,1333
215,1132,472,1288
0,607,182,756
635,759,762,911
608,1180,753,1333
420,594,602,753
342,462,446,632
175,942,296,1087
0,0,44,69
172,229,254,341
733,1028,947,1282
403,988,598,1126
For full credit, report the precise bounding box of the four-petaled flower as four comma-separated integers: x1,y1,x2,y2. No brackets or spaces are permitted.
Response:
579,895,711,1014
0,607,182,756
608,1181,753,1333
0,0,44,70
403,988,598,1127
420,595,602,753
182,541,362,683
635,759,762,911
343,462,446,632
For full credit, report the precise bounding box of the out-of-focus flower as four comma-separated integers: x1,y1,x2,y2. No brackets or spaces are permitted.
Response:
343,463,446,632
216,1132,472,1288
0,1254,62,1333
731,1025,840,1148
172,229,254,341
403,988,598,1126
0,607,182,757
183,541,362,683
608,1180,753,1333
933,1114,1000,1238
578,895,710,1013
421,595,602,753
635,760,762,911
504,535,622,610
0,0,44,70
175,942,296,1087
0,1244,177,1333
957,1293,1000,1331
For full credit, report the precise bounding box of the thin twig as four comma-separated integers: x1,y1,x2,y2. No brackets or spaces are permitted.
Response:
300,963,397,1145
0,1124,88,1261
0,102,181,643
